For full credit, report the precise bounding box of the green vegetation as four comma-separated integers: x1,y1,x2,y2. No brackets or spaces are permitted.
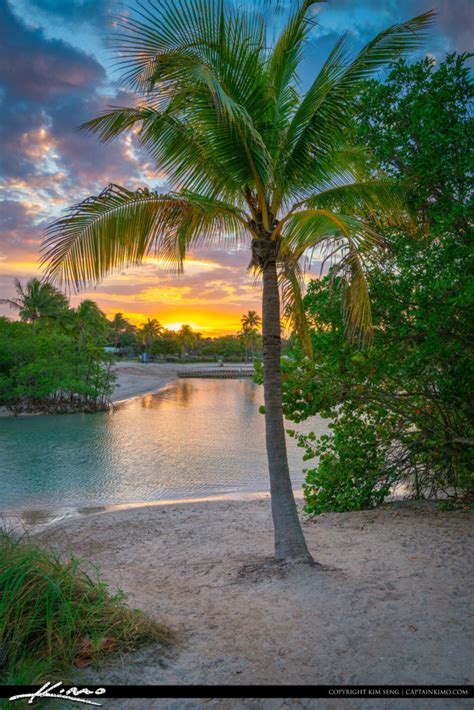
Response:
279,54,473,513
0,319,114,414
0,277,68,333
0,532,173,685
40,0,433,562
0,279,116,414
240,311,262,363
0,274,264,412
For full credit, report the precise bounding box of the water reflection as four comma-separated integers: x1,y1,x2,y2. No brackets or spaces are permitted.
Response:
0,379,328,512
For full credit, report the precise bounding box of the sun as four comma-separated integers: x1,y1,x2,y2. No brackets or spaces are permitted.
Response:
164,321,202,332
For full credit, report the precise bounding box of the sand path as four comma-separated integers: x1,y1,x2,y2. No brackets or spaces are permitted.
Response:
37,498,473,710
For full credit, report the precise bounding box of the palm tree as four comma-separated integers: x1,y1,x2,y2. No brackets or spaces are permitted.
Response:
139,318,164,354
73,299,108,348
241,311,261,361
110,312,130,349
42,0,433,562
177,324,196,359
0,278,68,332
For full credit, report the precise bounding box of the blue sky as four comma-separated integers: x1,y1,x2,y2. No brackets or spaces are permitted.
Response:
0,0,472,333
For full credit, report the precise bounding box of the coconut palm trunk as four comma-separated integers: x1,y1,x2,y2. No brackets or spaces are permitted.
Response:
262,254,312,561
42,0,432,562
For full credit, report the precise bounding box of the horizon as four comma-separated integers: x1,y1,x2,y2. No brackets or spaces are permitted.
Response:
0,0,471,335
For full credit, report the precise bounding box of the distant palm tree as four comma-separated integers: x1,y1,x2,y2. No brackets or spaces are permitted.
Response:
139,318,164,354
0,278,68,332
241,311,261,361
110,312,129,349
177,324,196,359
42,0,432,561
73,300,108,348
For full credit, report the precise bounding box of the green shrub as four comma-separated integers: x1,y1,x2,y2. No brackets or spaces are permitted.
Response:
0,319,115,413
0,532,173,685
291,416,395,514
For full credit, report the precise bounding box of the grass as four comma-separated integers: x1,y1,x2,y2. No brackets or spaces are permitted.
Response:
0,531,174,685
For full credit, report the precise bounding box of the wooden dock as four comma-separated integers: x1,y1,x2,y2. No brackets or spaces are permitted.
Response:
177,368,254,379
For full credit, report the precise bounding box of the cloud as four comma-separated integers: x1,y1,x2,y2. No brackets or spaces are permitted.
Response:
0,1,105,102
24,0,116,26
297,1,472,98
0,0,470,332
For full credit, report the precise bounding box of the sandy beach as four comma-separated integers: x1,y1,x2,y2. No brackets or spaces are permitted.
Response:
4,364,473,707
110,362,184,402
35,497,473,709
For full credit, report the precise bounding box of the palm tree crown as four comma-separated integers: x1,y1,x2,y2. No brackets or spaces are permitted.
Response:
139,318,164,351
110,312,130,348
177,324,197,357
241,310,261,361
72,299,108,346
41,1,433,342
41,0,433,561
1,278,68,330
241,311,261,332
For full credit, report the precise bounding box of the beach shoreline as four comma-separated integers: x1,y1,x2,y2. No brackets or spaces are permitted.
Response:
3,362,472,704
110,361,182,403
30,497,472,706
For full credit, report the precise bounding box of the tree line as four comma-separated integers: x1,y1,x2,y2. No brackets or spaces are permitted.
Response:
1,279,262,362
0,279,262,413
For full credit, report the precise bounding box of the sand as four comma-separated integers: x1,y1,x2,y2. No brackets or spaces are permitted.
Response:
4,363,473,707
110,362,183,402
36,497,473,710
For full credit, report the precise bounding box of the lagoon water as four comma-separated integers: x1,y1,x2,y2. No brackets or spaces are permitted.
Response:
0,379,328,513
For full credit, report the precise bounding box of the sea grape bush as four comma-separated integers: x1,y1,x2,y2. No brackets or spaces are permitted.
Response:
279,54,473,512
289,415,395,514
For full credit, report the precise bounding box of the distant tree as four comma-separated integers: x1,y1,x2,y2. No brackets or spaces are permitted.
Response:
177,324,197,359
151,329,180,358
238,327,251,363
241,311,261,361
72,300,109,348
0,278,68,332
110,312,130,349
139,318,164,354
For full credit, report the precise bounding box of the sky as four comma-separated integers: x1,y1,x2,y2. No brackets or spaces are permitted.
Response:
0,0,472,335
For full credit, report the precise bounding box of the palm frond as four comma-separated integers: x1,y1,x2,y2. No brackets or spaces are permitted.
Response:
281,208,385,342
41,184,248,288
277,11,435,201
0,298,22,310
301,179,409,228
83,106,245,200
268,1,324,118
280,265,313,357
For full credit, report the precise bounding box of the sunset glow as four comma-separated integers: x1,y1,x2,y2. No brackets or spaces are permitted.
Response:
0,0,466,334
